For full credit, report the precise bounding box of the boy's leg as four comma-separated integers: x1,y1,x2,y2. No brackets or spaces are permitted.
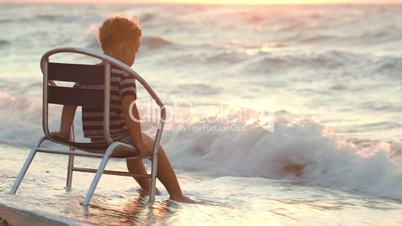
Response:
126,133,194,202
126,136,182,196
142,134,194,202
126,158,152,193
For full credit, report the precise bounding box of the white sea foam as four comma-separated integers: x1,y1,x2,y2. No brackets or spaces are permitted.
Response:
163,117,402,200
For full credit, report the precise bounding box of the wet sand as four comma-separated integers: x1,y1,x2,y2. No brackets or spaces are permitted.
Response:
0,204,71,226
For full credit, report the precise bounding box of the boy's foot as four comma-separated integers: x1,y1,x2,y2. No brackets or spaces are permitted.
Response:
169,195,198,203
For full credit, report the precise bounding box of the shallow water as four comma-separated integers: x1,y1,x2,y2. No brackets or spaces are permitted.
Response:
0,3,402,225
1,144,402,225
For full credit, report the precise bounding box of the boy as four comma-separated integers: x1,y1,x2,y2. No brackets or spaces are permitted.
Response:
54,17,194,203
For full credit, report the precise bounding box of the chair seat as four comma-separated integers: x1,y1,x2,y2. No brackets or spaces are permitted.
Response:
52,135,138,158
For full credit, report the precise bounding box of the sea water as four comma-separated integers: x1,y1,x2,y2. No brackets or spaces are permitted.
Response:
0,3,402,225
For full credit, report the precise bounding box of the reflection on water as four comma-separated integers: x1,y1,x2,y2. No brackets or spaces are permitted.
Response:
84,195,179,225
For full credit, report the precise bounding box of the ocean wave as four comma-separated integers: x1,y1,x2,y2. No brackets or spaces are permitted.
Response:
242,50,402,80
86,35,175,50
1,86,402,200
0,40,9,47
141,36,174,49
0,18,12,23
0,91,43,146
172,83,222,96
163,116,402,201
298,34,341,43
0,89,88,147
165,48,366,73
34,14,58,21
359,121,402,130
360,101,402,113
31,14,77,23
353,26,402,44
205,51,249,65
244,50,362,74
139,13,156,23
3,13,77,23
372,56,402,79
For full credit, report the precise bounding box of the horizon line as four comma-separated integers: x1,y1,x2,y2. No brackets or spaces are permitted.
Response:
1,1,401,5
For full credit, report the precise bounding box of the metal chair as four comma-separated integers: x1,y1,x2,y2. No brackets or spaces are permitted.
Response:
9,47,166,207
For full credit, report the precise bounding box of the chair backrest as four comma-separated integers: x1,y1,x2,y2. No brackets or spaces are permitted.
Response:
42,59,113,145
40,47,166,148
47,62,106,107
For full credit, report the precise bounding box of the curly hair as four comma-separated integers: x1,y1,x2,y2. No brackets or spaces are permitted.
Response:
98,17,142,51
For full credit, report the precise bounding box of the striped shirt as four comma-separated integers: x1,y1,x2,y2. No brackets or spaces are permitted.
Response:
75,67,137,142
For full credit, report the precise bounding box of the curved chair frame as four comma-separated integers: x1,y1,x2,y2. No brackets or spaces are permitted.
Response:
9,47,166,206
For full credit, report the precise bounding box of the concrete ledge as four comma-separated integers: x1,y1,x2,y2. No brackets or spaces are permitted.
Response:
0,204,70,226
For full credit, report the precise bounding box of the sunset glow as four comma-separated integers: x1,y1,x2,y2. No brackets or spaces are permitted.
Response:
159,0,397,4
1,0,402,4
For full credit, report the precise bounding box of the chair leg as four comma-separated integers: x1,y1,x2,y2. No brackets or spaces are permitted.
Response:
66,126,75,191
65,148,74,191
149,129,162,204
82,142,121,207
149,152,159,204
9,137,46,194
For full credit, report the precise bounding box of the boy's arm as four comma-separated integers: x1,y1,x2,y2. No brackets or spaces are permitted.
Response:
55,105,77,139
121,95,148,156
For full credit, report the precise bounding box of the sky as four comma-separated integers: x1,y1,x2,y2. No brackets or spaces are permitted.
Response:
1,0,402,3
